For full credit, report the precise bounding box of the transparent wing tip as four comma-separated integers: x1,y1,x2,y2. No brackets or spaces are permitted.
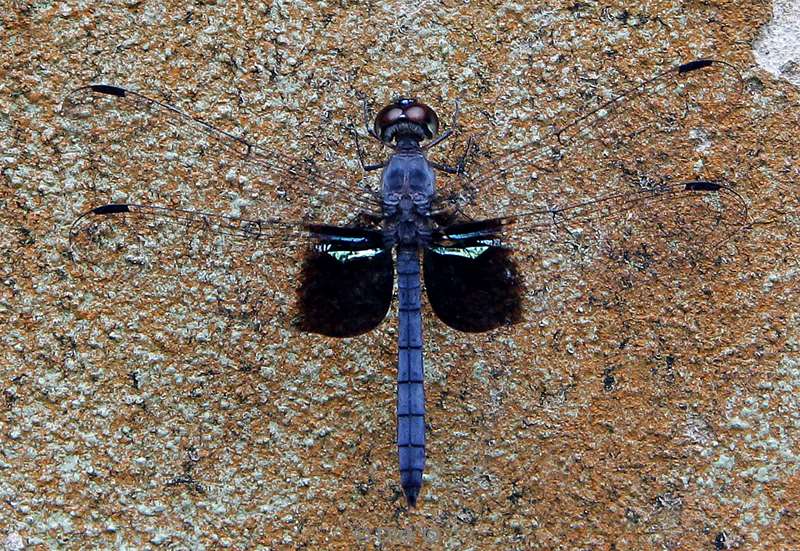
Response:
60,84,127,118
68,203,129,257
678,59,715,73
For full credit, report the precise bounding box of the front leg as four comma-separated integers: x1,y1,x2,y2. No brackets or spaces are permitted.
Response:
423,99,461,151
351,124,388,172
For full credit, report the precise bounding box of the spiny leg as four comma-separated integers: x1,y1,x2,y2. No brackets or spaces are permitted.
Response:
424,99,460,151
350,123,386,172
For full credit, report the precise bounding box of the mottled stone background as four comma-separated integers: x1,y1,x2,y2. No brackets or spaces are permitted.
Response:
2,1,799,549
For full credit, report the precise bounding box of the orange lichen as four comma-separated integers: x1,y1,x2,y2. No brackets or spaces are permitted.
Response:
2,0,800,549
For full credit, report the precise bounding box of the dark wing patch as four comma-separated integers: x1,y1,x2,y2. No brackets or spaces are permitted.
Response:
423,226,523,333
295,229,393,338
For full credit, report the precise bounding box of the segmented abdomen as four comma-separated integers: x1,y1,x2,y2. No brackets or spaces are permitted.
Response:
396,247,425,507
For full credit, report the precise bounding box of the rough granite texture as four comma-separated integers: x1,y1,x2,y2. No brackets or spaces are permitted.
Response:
1,1,799,550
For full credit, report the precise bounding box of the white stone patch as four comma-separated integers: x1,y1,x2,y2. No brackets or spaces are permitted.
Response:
3,533,25,551
689,128,712,154
754,0,800,86
698,352,800,540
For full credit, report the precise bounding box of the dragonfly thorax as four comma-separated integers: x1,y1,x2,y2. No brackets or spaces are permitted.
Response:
380,151,436,248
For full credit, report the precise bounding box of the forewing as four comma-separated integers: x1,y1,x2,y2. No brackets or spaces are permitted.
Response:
439,59,744,222
60,85,379,225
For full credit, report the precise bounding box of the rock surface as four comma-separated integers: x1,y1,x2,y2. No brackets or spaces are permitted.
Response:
1,1,799,549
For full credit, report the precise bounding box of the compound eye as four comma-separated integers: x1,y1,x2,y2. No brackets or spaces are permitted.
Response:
373,105,404,140
373,98,440,140
403,104,439,138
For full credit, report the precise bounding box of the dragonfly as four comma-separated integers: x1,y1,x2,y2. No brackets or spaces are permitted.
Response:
63,58,747,507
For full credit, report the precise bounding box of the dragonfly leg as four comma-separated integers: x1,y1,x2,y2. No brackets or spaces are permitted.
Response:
424,129,453,150
455,135,474,172
423,99,460,151
351,124,387,172
360,97,384,142
350,208,384,228
430,135,475,175
429,159,460,174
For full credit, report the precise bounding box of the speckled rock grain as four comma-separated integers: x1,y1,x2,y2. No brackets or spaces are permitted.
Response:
1,1,799,550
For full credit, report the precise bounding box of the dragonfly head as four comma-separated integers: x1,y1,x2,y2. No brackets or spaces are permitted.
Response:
373,97,439,144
